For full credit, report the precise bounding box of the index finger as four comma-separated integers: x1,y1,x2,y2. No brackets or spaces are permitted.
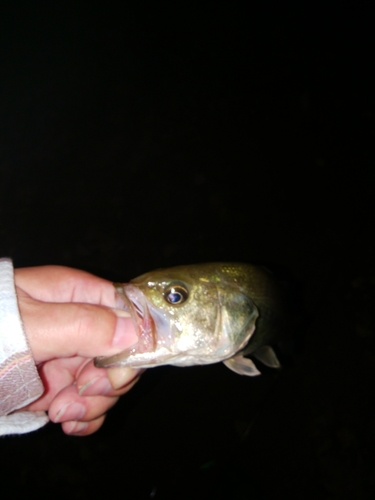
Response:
14,266,118,307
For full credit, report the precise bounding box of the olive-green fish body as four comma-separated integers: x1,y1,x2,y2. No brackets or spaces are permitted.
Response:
94,263,286,376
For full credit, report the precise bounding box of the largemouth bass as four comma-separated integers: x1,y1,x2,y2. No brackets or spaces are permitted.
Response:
94,263,287,376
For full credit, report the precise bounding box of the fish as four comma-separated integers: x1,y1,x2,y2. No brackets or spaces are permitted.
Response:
94,263,287,376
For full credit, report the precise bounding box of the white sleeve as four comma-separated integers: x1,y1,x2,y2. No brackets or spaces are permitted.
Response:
0,258,49,435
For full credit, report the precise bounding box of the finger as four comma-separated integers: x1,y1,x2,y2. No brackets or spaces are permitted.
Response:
14,266,118,307
76,360,141,396
48,385,119,424
18,295,138,363
62,415,106,436
25,357,86,411
107,367,144,391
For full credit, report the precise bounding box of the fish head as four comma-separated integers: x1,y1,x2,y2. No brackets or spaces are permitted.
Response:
95,264,259,369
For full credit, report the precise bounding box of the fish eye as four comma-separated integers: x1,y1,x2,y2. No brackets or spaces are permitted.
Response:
164,284,189,305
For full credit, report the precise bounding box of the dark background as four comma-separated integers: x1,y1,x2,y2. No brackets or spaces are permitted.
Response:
1,2,374,499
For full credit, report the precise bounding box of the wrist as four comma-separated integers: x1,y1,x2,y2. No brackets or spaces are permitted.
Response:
0,258,44,415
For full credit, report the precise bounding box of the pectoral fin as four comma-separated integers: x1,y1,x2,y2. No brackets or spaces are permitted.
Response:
252,345,281,369
223,354,261,376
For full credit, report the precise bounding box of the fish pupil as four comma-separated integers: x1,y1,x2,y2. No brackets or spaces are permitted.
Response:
164,285,188,305
168,291,182,303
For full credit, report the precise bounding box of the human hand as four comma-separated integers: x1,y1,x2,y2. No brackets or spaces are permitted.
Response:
14,265,140,436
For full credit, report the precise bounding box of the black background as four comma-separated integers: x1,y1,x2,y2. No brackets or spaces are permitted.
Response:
1,2,374,499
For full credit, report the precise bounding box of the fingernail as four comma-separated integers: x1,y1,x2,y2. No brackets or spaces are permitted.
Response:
54,402,86,423
107,366,140,390
78,377,112,396
113,316,138,348
111,307,131,318
64,421,89,435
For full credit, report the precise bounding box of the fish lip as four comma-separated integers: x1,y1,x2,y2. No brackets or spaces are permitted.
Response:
117,284,157,353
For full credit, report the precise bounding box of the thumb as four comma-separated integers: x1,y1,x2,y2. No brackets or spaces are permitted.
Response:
17,290,138,364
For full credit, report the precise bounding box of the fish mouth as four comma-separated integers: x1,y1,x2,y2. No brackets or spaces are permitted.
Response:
94,284,158,368
96,281,179,369
116,283,157,354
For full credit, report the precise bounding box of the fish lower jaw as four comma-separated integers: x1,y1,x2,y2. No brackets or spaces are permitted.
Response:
120,348,236,368
118,348,181,367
